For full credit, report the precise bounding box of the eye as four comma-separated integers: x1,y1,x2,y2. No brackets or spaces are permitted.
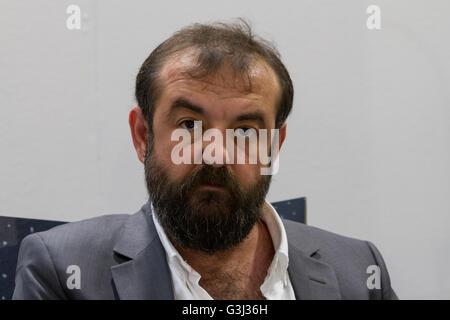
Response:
179,120,198,131
234,127,256,138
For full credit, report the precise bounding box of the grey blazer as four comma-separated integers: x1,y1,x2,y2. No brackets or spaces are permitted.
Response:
12,201,398,300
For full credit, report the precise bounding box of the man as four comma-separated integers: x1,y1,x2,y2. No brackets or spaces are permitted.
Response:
13,20,397,300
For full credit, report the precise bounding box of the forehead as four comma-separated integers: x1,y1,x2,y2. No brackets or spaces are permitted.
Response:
158,49,281,106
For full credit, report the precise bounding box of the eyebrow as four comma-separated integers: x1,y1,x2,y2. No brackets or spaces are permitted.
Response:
235,111,265,126
169,98,205,116
168,97,266,126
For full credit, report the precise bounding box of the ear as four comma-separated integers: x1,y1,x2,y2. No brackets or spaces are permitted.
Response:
129,106,149,164
278,122,287,150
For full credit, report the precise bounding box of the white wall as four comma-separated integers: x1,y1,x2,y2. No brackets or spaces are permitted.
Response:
1,0,449,299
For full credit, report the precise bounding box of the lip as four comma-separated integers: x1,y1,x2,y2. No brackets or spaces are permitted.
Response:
199,184,225,190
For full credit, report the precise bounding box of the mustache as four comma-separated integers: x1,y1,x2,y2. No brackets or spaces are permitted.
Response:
179,165,240,197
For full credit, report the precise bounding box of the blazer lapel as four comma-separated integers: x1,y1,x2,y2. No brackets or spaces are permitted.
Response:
287,244,341,299
111,202,173,300
284,221,341,300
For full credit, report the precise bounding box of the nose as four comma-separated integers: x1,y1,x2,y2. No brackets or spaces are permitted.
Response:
201,128,230,167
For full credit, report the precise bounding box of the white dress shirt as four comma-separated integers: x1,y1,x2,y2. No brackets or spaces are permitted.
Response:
151,200,296,300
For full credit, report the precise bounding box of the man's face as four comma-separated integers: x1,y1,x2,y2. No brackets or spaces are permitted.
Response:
144,50,283,254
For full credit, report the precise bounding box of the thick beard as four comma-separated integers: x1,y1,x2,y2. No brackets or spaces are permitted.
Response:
144,139,272,255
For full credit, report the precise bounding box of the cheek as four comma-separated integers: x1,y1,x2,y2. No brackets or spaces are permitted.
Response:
152,134,197,183
230,164,261,189
151,130,171,166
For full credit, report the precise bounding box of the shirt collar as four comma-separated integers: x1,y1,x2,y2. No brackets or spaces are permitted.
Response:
151,203,197,281
260,200,290,287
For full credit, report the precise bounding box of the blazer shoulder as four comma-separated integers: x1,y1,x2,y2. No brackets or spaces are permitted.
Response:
23,213,130,254
14,213,133,299
282,219,370,252
283,219,378,279
282,219,398,299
